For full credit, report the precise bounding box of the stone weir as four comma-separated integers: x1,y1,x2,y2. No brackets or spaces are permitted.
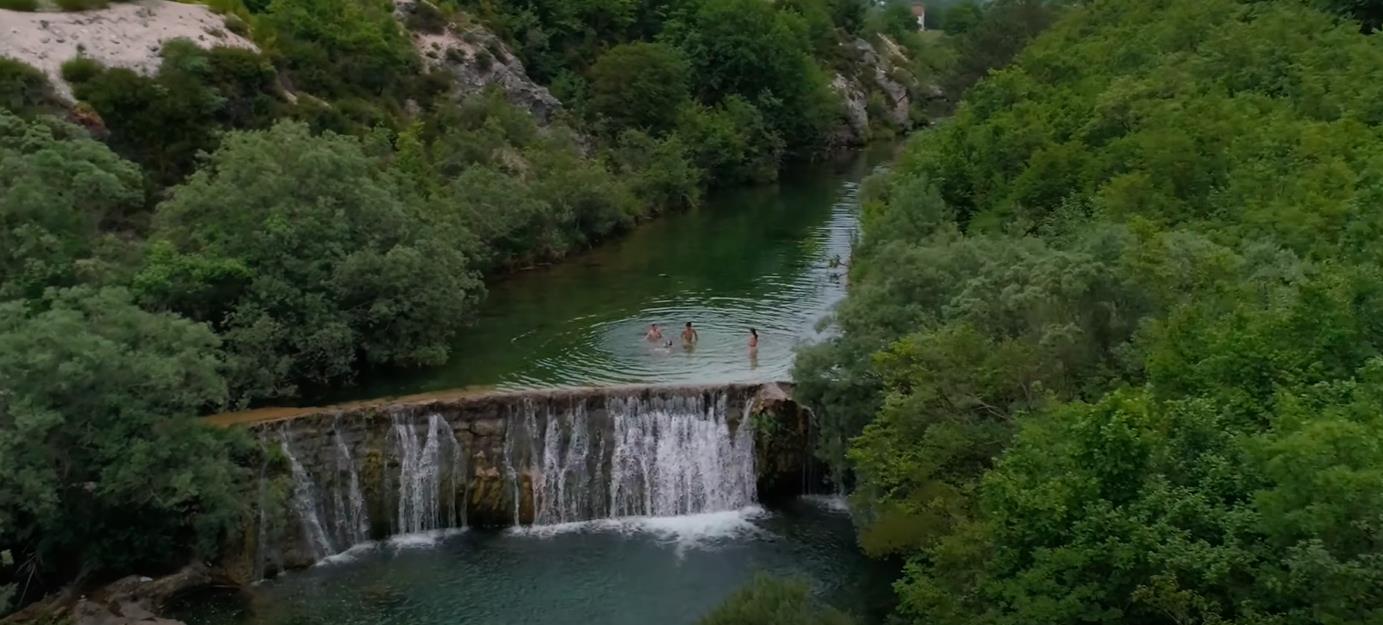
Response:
218,382,814,579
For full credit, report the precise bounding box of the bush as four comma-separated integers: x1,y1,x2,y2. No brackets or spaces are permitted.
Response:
223,14,250,36
699,576,855,625
675,97,783,185
588,42,691,135
0,58,56,116
0,110,145,301
59,56,104,84
0,0,38,11
403,0,448,34
610,129,703,212
258,0,419,98
137,121,483,402
0,287,246,586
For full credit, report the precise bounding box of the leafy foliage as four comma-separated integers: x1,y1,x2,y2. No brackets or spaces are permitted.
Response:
67,41,285,186
0,287,246,585
258,0,419,98
0,111,144,302
588,42,690,134
798,0,1383,623
0,58,58,117
135,121,483,402
698,576,856,625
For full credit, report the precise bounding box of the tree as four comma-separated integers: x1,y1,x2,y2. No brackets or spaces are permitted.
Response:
0,287,246,588
662,0,841,152
588,42,691,134
0,111,144,301
136,121,483,402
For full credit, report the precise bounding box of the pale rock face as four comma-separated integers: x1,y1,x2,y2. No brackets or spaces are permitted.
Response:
0,0,258,100
827,36,918,147
393,0,562,123
832,72,871,146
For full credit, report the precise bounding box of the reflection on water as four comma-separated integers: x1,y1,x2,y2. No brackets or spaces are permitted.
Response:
171,501,897,625
336,145,896,401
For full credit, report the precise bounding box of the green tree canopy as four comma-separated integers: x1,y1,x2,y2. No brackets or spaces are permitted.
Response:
136,121,483,402
0,287,245,585
0,111,144,301
796,0,1383,622
588,42,691,134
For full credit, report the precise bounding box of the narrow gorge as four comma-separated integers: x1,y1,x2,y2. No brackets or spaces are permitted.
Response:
223,383,815,580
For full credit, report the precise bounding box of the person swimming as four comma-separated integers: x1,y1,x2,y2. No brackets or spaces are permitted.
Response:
748,328,759,350
645,323,664,342
681,322,699,348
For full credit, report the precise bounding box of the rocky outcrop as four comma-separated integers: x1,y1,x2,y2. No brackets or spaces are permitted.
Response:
829,35,937,146
215,382,816,580
2,565,210,625
0,0,258,100
394,0,562,123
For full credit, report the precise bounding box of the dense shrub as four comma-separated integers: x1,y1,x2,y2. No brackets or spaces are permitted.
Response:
0,287,247,588
588,42,691,135
698,576,855,625
0,58,56,116
0,111,144,301
136,121,483,402
258,0,419,98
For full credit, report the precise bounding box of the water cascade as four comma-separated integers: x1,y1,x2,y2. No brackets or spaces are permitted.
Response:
255,386,791,571
278,427,336,560
331,425,369,546
393,413,465,534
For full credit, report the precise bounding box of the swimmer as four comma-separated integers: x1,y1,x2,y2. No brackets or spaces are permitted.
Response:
645,323,664,342
748,328,759,351
681,322,699,347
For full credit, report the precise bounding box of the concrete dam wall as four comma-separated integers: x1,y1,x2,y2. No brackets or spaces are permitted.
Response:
218,382,815,579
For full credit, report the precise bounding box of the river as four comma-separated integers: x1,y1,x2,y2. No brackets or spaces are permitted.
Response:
185,145,900,625
334,142,898,401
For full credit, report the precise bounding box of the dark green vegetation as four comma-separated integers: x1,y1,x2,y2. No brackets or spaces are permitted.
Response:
456,0,942,182
0,0,951,612
698,576,856,625
797,0,1383,623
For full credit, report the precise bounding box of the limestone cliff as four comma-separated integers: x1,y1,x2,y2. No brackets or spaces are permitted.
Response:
0,0,258,100
829,35,942,146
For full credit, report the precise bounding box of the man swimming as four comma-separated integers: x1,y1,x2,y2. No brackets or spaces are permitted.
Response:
681,322,699,347
645,323,663,342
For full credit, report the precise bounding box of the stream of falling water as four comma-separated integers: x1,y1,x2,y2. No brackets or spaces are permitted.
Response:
272,392,757,565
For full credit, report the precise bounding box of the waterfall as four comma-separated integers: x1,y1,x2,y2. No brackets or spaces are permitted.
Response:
280,426,336,560
265,388,763,566
393,413,464,534
607,393,756,518
504,391,757,525
331,425,369,546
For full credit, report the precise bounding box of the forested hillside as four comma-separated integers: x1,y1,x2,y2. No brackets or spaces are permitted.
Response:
0,0,951,614
797,0,1383,622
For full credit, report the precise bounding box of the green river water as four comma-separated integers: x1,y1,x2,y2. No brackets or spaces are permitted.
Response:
181,145,901,625
336,143,898,400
